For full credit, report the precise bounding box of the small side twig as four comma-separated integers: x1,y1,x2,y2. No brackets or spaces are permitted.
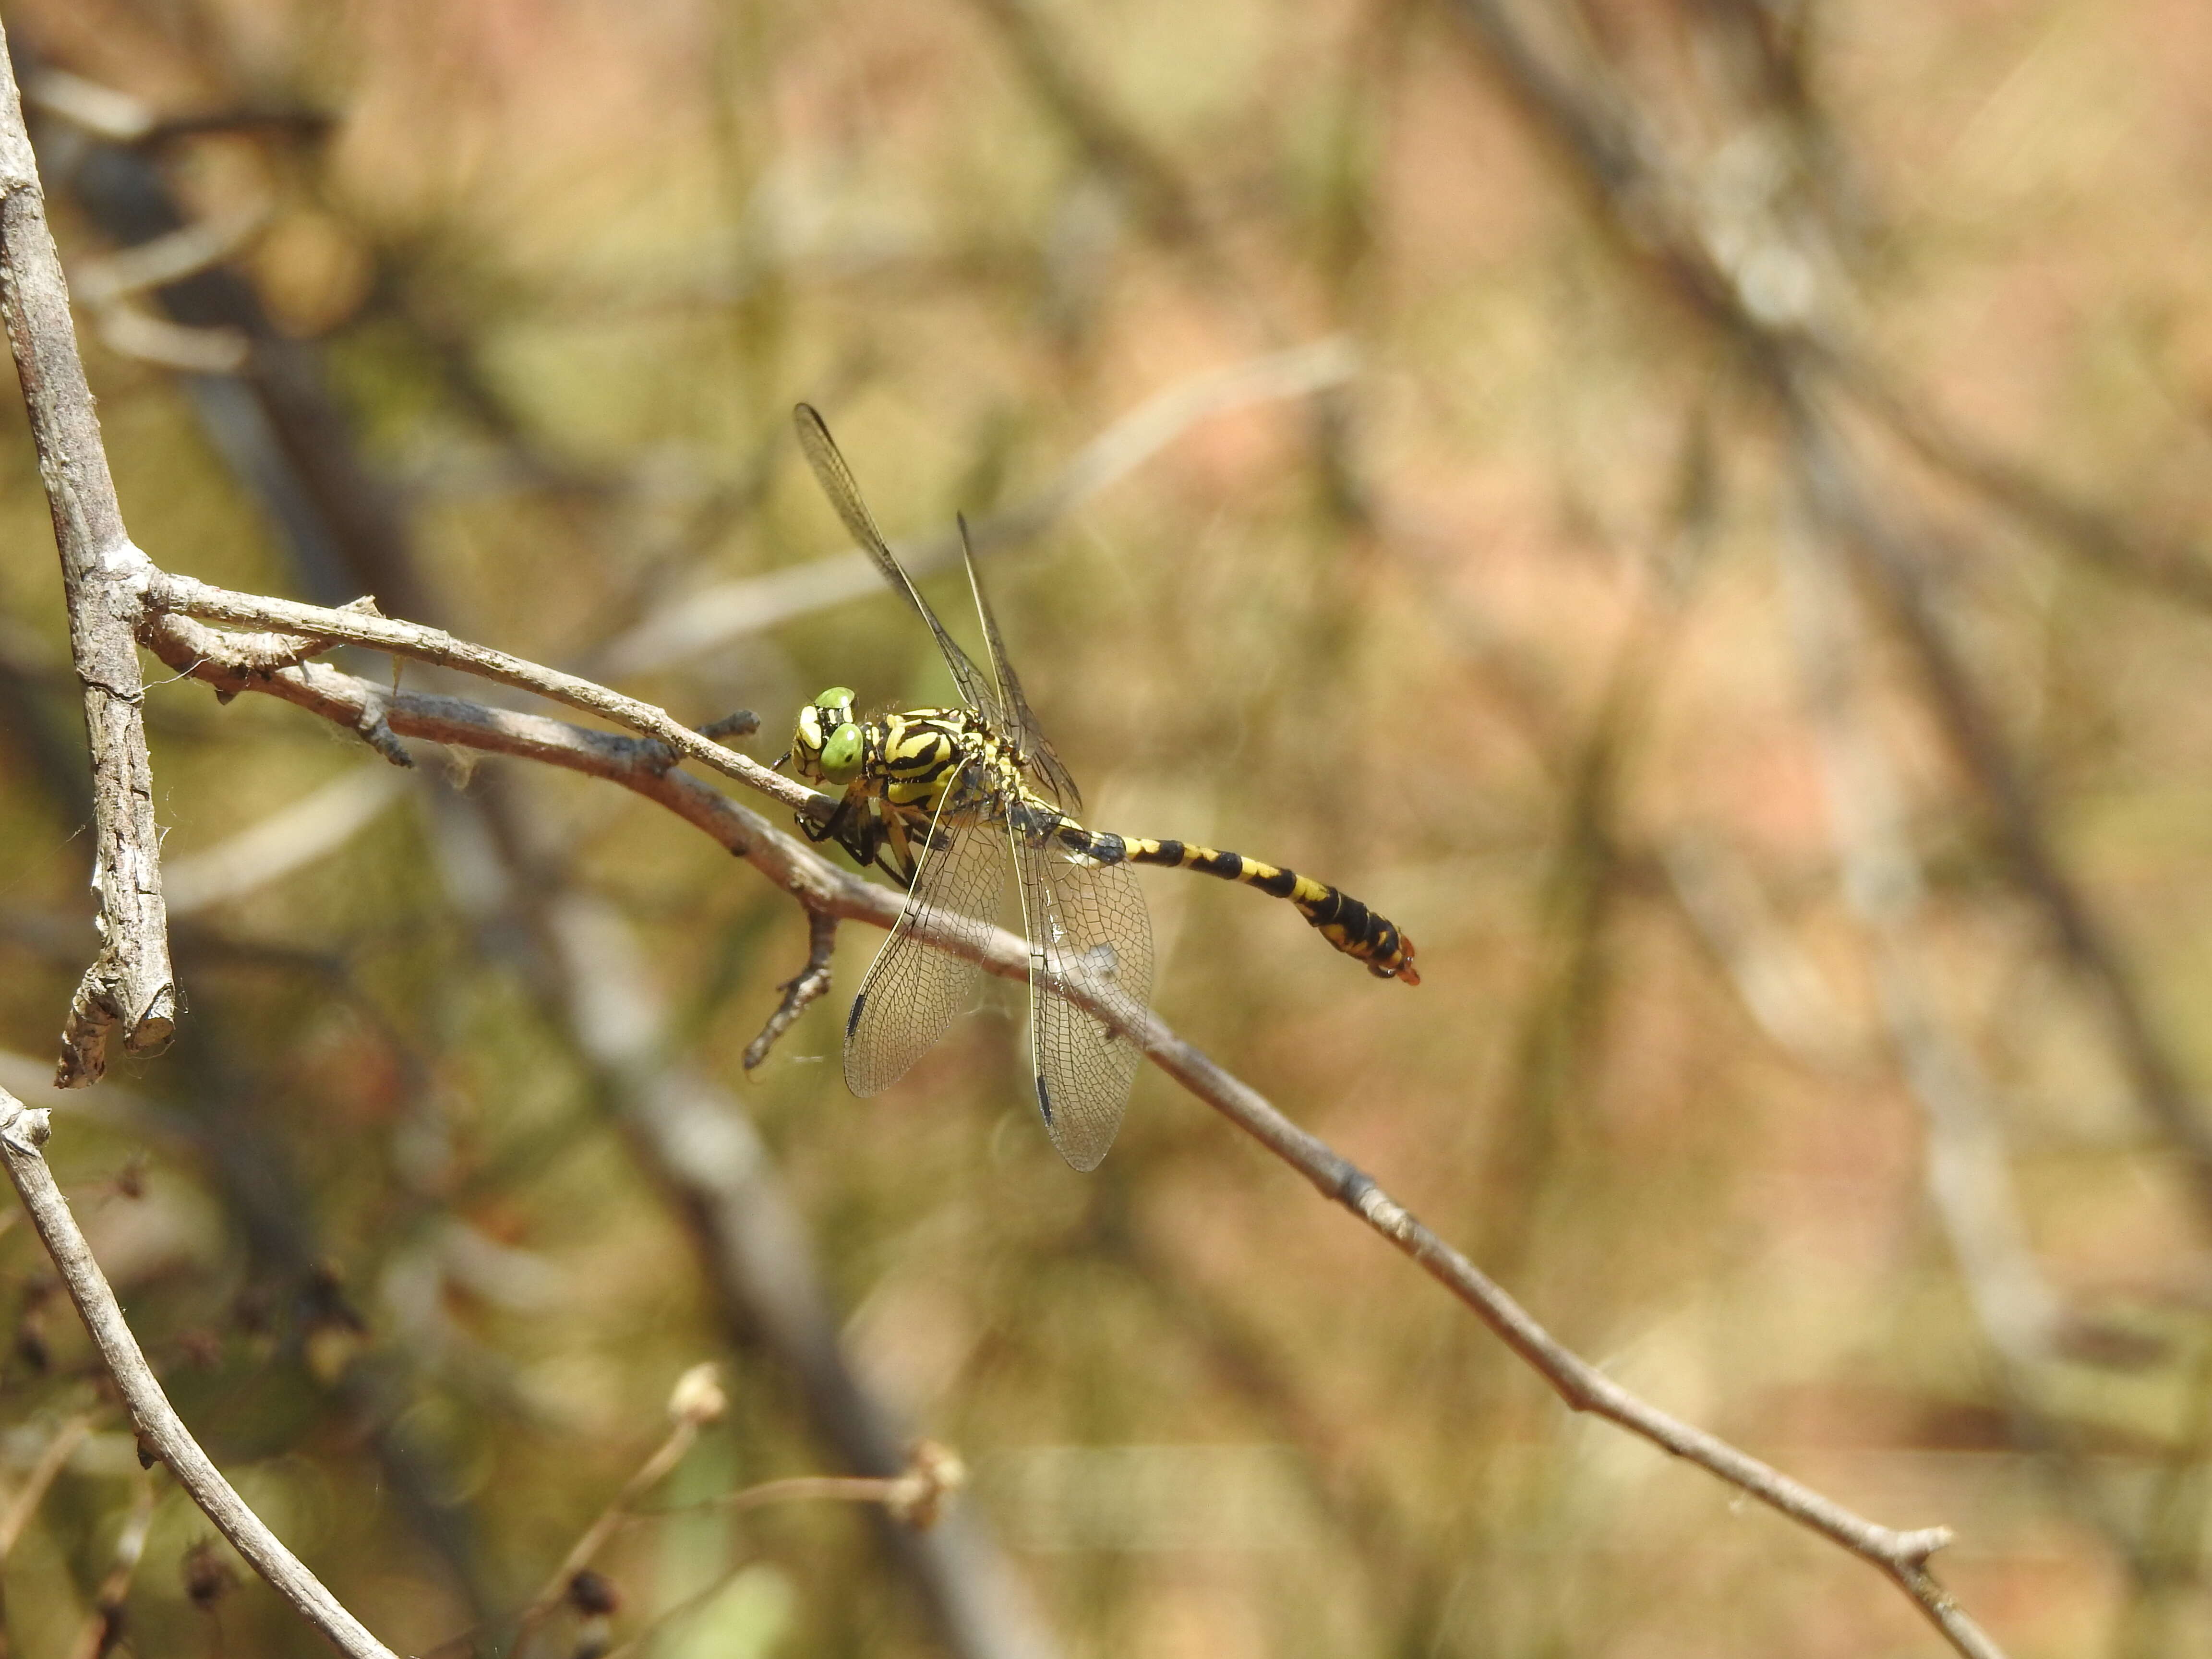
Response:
435,1365,733,1659
640,1446,966,1529
743,908,840,1071
697,709,759,742
140,575,806,812
143,612,335,681
522,890,1054,1659
0,1089,397,1659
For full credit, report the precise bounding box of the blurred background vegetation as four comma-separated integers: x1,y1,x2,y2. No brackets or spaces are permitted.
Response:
0,0,2206,1653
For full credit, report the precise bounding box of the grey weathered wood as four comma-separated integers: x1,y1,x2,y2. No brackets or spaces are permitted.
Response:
0,1094,396,1658
0,22,175,1083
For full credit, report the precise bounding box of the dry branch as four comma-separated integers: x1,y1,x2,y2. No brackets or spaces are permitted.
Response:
136,603,1997,1651
0,1089,396,1659
141,573,820,817
0,20,175,1085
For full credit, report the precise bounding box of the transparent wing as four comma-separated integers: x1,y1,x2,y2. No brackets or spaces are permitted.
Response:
1013,819,1154,1171
794,404,1003,723
845,786,1009,1098
960,515,1082,813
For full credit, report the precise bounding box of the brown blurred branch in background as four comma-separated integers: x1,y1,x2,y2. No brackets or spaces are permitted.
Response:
1787,395,2212,1225
960,0,1374,522
1440,0,2212,1241
0,1089,397,1659
0,19,174,1086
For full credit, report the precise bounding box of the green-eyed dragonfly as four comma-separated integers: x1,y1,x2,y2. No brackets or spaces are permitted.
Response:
778,404,1418,1170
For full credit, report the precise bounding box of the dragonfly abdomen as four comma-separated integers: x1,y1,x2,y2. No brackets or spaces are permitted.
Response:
1057,828,1420,985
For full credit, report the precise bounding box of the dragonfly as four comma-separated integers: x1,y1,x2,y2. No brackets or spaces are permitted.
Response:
777,403,1419,1170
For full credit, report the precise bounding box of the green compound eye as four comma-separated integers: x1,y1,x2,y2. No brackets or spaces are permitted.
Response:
813,686,857,714
820,721,865,784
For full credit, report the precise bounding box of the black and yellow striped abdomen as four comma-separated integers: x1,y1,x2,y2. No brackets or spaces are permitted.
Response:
795,697,1419,983
1055,826,1419,984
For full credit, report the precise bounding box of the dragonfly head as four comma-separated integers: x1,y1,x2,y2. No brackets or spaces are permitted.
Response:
788,686,866,786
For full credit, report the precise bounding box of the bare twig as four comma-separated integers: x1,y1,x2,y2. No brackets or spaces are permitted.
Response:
0,1089,397,1659
90,302,250,374
70,202,269,375
743,908,839,1071
21,67,156,143
0,23,177,1085
141,612,334,679
140,573,822,818
641,1451,966,1527
1137,1030,1995,1657
578,1441,963,1659
476,1370,962,1659
138,613,1996,1650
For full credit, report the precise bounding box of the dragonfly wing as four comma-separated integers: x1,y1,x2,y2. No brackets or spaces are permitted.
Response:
1013,819,1154,1171
794,404,1003,723
960,516,1082,813
845,789,1008,1097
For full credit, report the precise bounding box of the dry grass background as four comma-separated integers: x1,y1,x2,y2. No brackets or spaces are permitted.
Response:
0,0,2208,1654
